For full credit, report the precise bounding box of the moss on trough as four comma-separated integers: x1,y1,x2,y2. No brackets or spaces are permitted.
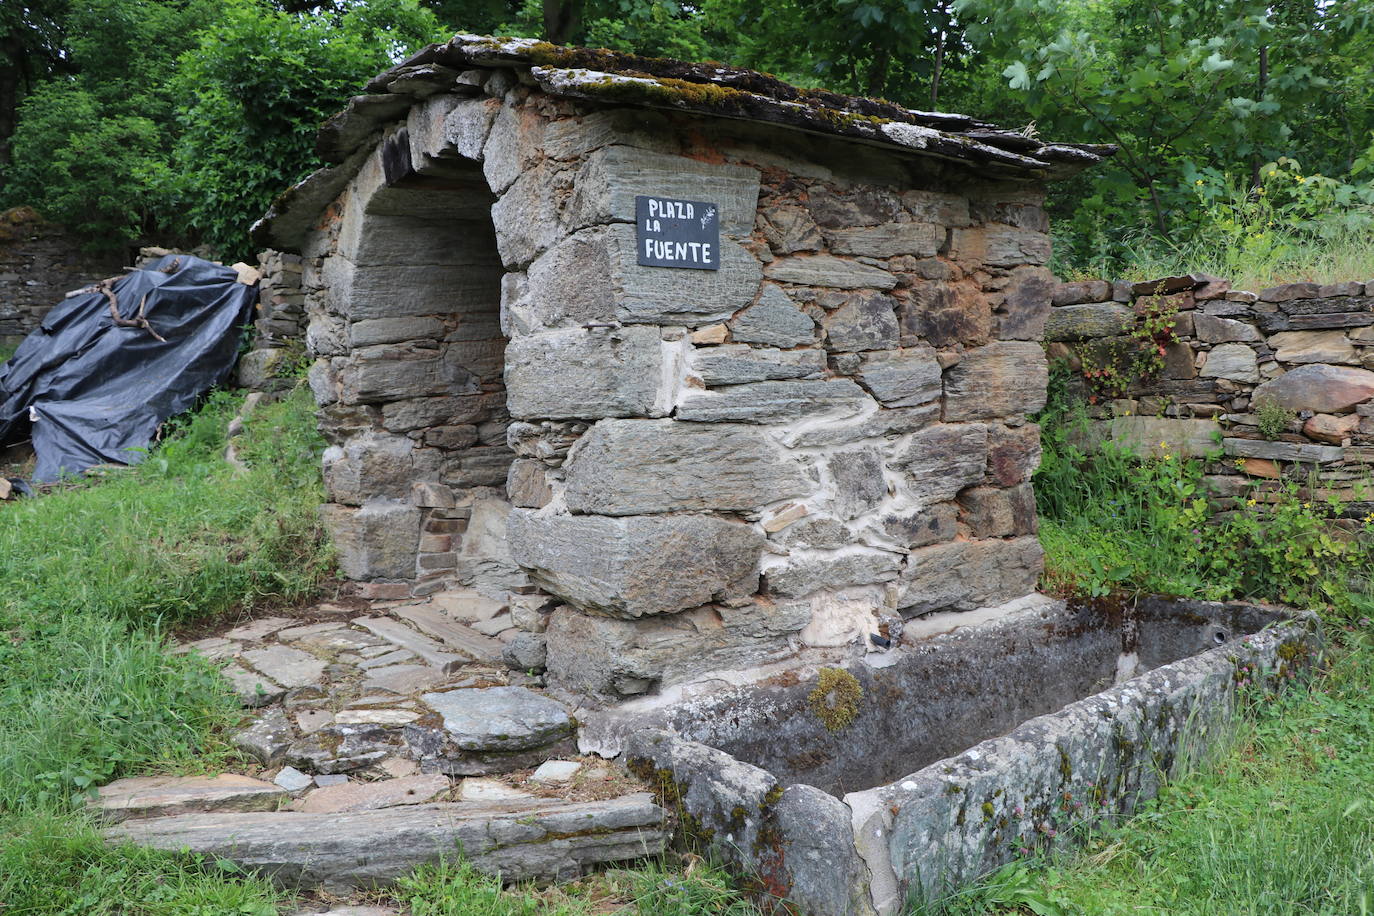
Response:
807,667,864,732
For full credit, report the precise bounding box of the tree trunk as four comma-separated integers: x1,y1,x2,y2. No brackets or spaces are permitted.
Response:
1249,44,1269,191
866,46,891,98
0,33,22,170
542,0,582,44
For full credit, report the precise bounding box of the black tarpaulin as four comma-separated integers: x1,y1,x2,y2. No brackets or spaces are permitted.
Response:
0,254,256,483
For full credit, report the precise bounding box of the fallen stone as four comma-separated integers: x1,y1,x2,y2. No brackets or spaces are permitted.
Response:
315,774,350,787
420,687,572,753
1252,364,1374,413
379,757,419,778
106,795,668,892
297,774,450,813
241,645,328,690
274,767,314,793
507,511,763,618
286,727,397,775
88,774,286,824
233,709,295,765
562,419,811,515
531,760,582,783
502,632,548,672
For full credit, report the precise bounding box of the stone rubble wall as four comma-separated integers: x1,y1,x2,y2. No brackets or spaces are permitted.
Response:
299,71,1061,698
1049,274,1374,519
235,249,307,391
0,208,124,347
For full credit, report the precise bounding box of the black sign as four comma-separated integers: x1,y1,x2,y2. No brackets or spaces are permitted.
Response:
635,195,720,270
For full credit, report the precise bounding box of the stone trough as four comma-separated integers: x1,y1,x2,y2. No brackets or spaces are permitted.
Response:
580,595,1320,915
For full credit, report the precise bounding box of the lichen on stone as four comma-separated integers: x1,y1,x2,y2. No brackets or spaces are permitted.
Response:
807,667,863,732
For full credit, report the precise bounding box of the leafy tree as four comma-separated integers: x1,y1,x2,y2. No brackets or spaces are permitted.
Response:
169,0,446,258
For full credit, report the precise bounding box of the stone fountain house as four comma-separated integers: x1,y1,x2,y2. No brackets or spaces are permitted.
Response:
252,35,1111,700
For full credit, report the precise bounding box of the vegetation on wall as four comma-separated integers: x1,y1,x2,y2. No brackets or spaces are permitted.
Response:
3,0,1371,269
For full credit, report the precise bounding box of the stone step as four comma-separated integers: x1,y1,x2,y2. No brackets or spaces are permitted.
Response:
389,604,505,661
106,794,669,892
88,774,286,824
352,616,466,672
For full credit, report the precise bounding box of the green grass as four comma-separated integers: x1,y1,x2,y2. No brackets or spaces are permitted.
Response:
0,386,329,912
396,858,763,916
0,342,15,366
912,627,1374,916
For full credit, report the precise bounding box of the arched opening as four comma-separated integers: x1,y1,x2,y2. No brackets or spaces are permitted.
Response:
320,129,522,597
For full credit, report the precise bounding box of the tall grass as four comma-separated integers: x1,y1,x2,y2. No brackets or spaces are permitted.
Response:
911,628,1374,916
0,386,328,913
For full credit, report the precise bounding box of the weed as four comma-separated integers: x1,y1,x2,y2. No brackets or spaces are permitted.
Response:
1254,398,1296,440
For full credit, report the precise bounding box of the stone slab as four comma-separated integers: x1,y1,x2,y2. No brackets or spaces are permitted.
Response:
297,774,451,813
1222,438,1344,464
241,646,327,690
88,774,286,824
352,617,465,672
389,604,506,661
221,664,285,708
421,686,573,753
360,664,445,696
505,326,664,420
1252,364,1374,413
562,419,812,515
507,511,763,618
106,795,669,892
676,379,871,424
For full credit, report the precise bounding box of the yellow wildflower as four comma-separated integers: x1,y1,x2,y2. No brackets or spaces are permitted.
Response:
1247,498,1258,507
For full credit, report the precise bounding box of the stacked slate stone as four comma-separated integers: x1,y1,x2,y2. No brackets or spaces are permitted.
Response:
236,249,307,391
251,33,1111,699
1048,274,1374,520
0,207,123,348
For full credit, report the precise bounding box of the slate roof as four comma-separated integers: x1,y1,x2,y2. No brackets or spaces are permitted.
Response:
254,33,1114,248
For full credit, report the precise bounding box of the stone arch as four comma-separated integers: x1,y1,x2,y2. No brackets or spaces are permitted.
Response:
314,117,523,597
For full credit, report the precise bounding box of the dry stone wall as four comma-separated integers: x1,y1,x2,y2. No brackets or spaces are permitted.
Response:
1049,274,1374,519
283,67,1068,699
0,208,123,347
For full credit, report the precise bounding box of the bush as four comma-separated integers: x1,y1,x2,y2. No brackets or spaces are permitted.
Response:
1035,371,1374,615
169,0,445,258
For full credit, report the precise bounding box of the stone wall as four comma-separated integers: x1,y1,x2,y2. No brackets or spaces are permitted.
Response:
0,207,124,347
293,74,1062,698
1048,274,1374,518
235,249,307,392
